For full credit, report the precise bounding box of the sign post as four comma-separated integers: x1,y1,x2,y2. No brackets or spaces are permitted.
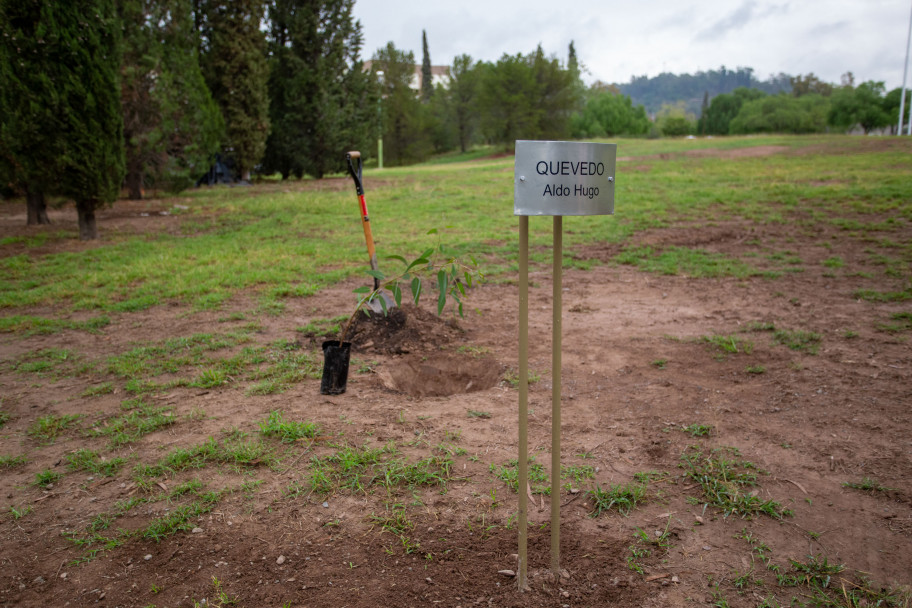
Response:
513,140,616,589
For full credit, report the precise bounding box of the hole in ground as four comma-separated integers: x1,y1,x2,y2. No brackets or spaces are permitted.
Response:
380,354,503,398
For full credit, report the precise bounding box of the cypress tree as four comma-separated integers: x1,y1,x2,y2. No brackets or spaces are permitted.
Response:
120,0,223,198
421,29,433,103
263,0,375,179
0,0,125,238
198,0,269,181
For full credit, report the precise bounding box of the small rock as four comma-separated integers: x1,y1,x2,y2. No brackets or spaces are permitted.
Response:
560,569,570,580
276,555,286,565
498,570,516,577
144,554,153,561
33,577,46,585
569,488,579,494
694,516,704,524
192,527,203,534
60,573,67,580
322,502,329,508
561,590,570,598
702,545,711,551
671,576,680,583
425,577,433,584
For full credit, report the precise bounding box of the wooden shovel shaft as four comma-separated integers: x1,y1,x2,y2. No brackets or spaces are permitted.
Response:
358,193,380,290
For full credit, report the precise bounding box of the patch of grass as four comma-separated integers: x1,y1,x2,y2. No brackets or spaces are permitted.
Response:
467,410,492,419
700,333,754,357
80,382,115,397
245,340,321,395
772,328,821,354
11,348,88,377
371,506,422,555
876,311,912,333
490,457,550,495
0,314,110,336
298,315,349,338
679,445,791,520
777,554,844,588
682,423,713,437
66,449,126,477
457,345,491,358
9,505,33,520
651,358,668,369
258,410,320,443
821,256,844,268
192,576,238,608
745,365,766,374
588,482,647,516
615,246,764,278
842,477,895,493
33,468,63,488
27,414,81,443
633,470,674,484
0,454,28,468
134,436,276,480
502,367,541,387
143,490,225,543
853,287,912,302
90,398,176,447
309,443,451,495
0,410,10,429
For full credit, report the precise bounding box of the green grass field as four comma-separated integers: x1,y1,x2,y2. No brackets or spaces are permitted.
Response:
1,134,909,325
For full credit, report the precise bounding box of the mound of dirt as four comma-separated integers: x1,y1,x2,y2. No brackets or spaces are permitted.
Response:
346,303,464,354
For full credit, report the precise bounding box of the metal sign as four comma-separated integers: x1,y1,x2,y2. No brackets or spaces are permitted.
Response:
514,140,616,216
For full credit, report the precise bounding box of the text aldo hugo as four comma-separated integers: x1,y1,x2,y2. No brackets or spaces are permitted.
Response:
536,160,606,200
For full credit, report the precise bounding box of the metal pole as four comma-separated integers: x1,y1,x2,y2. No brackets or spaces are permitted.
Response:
550,215,562,576
517,216,529,592
902,0,912,135
899,0,912,135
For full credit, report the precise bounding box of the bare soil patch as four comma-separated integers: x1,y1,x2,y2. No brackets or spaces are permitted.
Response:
1,193,911,608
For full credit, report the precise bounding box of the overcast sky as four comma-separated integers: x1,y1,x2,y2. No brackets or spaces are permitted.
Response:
353,0,912,90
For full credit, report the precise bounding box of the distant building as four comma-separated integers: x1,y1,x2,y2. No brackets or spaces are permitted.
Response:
363,61,451,91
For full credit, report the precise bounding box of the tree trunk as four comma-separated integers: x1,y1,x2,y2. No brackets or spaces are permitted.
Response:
26,189,51,225
126,166,144,200
76,200,99,240
240,169,251,182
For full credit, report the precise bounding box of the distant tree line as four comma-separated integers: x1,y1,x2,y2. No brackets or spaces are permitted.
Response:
696,73,909,136
2,2,908,240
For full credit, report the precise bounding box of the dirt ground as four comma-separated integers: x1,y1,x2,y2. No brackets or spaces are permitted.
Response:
1,148,911,608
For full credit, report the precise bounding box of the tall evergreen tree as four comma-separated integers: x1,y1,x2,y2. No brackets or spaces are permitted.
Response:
121,0,223,198
0,0,58,224
197,0,270,181
420,30,433,103
0,0,125,238
372,42,431,165
448,54,479,153
263,0,375,179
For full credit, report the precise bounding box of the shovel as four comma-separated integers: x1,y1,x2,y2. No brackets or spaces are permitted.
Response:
345,151,395,314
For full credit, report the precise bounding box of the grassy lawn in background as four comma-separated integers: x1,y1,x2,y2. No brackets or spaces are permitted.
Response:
0,135,909,320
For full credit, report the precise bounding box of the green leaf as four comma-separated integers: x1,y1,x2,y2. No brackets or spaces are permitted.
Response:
407,257,430,272
464,271,473,288
366,269,385,281
392,283,402,308
353,286,371,294
378,294,388,315
458,302,464,318
437,270,447,315
426,228,438,235
410,277,422,305
457,280,466,296
386,255,408,266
